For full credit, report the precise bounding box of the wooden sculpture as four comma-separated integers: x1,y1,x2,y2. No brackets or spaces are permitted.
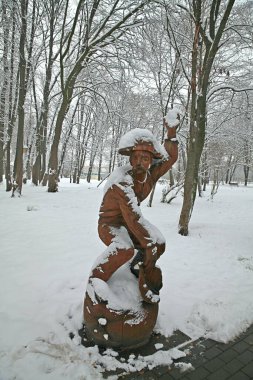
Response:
83,112,179,349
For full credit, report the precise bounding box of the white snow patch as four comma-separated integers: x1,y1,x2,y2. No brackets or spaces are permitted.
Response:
164,108,180,127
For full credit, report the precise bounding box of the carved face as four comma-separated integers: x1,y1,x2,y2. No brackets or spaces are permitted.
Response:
130,150,152,175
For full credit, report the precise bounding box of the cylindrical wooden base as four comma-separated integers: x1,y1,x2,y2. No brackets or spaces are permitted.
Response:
83,288,158,350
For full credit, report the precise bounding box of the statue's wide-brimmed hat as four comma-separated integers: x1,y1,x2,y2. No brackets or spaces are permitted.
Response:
118,128,166,159
118,141,162,159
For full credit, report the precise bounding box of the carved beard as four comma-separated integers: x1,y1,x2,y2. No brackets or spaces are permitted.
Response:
131,164,151,183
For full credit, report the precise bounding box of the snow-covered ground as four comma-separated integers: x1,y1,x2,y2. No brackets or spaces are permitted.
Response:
0,179,253,379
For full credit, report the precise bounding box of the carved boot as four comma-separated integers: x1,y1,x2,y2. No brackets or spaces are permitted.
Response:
138,265,163,304
130,249,144,277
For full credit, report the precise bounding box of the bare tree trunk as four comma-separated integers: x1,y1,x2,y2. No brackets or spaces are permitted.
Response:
169,169,174,187
48,105,67,191
12,0,27,196
197,177,202,197
243,141,250,186
202,149,209,191
77,146,87,183
108,123,115,174
244,165,249,186
5,31,19,192
86,155,95,183
87,136,99,183
12,0,37,195
32,0,58,186
225,154,233,184
69,149,74,182
178,0,235,235
48,56,89,192
73,105,83,183
58,101,79,178
211,167,219,199
229,165,237,183
0,0,9,183
98,153,103,181
178,11,200,234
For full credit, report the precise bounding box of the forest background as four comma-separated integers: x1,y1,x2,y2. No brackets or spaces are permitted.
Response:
0,0,252,235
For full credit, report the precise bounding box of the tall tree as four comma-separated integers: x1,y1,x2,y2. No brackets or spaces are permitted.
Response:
32,0,65,185
47,0,150,192
12,0,28,196
12,0,38,195
5,1,18,191
0,0,10,183
174,0,236,235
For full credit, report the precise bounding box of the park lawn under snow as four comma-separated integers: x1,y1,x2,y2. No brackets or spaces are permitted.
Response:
0,179,253,379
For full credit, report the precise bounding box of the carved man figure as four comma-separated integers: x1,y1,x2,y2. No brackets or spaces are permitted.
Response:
90,114,179,303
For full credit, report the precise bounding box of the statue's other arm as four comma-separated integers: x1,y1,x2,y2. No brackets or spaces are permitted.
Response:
150,124,178,183
112,184,155,249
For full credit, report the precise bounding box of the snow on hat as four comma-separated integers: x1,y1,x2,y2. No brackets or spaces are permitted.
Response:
118,128,167,159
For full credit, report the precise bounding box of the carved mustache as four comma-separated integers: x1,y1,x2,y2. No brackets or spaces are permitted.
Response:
133,165,145,171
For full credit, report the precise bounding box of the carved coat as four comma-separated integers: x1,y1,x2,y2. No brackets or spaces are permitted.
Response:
98,139,178,250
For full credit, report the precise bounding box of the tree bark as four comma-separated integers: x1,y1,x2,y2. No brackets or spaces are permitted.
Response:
32,0,57,186
5,28,19,192
178,12,200,235
0,0,9,183
12,0,27,196
244,165,249,186
48,77,80,192
178,0,235,235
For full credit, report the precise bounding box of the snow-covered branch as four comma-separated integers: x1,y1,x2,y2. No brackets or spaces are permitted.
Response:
207,85,253,101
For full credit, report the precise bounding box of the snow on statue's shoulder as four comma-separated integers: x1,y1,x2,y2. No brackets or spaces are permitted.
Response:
118,128,168,158
164,109,180,128
103,164,133,193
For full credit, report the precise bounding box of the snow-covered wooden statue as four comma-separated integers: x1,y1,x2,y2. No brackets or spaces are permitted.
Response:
83,110,179,349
